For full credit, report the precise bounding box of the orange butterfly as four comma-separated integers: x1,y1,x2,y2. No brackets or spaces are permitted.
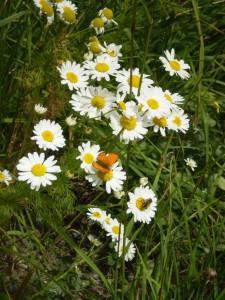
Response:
92,152,118,174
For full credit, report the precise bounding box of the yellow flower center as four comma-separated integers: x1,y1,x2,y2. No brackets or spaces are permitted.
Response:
169,60,181,71
39,0,54,16
164,93,173,102
31,164,46,177
93,211,101,218
42,130,54,142
128,75,140,88
95,63,109,73
91,96,105,109
98,170,113,182
102,8,113,20
136,197,151,211
173,116,182,127
147,98,159,110
112,225,120,235
0,172,5,181
92,17,104,28
83,153,94,164
63,6,76,23
108,50,117,57
118,101,126,111
120,116,137,131
89,41,102,54
153,116,167,127
66,72,78,83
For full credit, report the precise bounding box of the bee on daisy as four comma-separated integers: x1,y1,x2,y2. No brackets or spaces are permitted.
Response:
57,60,88,91
84,54,120,81
99,7,118,25
159,48,191,80
16,152,61,191
56,0,77,24
85,152,126,194
33,0,54,24
70,86,116,120
31,119,65,151
77,141,100,173
0,169,12,186
114,237,136,262
116,68,154,97
127,185,157,224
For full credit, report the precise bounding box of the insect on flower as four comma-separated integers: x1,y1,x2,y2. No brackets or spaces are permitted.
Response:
92,152,118,174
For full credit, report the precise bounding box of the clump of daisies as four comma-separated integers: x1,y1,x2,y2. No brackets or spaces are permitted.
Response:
87,207,136,262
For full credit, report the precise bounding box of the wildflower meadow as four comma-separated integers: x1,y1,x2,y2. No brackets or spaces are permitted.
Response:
0,0,225,299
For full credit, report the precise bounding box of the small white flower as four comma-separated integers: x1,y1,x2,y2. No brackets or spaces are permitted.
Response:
57,0,77,24
87,234,102,246
103,42,122,60
57,60,88,91
34,104,47,115
139,177,148,186
83,52,94,61
136,86,171,119
90,17,105,35
87,207,107,223
77,141,100,173
86,162,126,194
184,158,197,171
84,54,120,81
116,68,153,97
114,190,125,199
163,89,184,108
109,103,149,144
114,237,136,262
127,186,157,224
70,86,116,120
159,49,190,80
99,7,118,25
31,119,66,151
0,169,12,186
105,218,124,241
65,115,77,126
16,152,61,191
167,109,189,133
102,213,113,232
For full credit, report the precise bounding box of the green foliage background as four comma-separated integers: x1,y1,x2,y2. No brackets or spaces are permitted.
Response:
0,0,225,299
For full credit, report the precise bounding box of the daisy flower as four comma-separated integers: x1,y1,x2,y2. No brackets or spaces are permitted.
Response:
56,0,77,24
167,109,189,133
149,115,169,136
184,158,197,171
33,0,54,24
70,86,116,120
105,218,124,241
31,119,66,151
109,103,149,144
116,68,154,97
90,17,105,35
104,42,122,60
159,49,190,79
86,162,126,194
99,7,117,25
34,104,47,115
127,186,157,224
136,86,171,119
0,169,12,186
16,152,61,191
77,141,100,173
87,207,107,224
57,60,88,91
164,89,184,109
114,238,136,262
113,190,125,200
84,54,120,81
65,115,77,126
87,36,105,55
